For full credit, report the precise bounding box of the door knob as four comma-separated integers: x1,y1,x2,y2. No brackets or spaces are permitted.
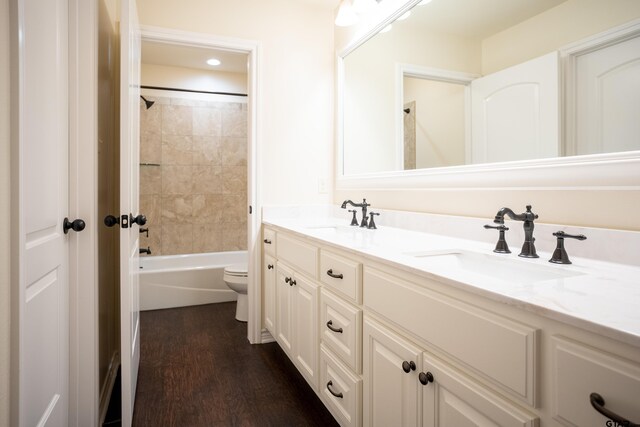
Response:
63,218,86,234
130,214,147,226
104,215,120,227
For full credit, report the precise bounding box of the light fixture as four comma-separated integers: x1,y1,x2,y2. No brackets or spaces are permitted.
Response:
335,0,359,27
397,10,411,20
352,0,377,14
206,58,221,66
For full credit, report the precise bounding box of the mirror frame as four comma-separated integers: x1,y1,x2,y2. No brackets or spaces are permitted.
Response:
336,0,640,189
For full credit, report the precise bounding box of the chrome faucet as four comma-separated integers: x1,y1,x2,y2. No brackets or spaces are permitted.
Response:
341,199,370,227
493,205,539,258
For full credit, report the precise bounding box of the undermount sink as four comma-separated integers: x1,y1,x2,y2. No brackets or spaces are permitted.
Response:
403,249,583,284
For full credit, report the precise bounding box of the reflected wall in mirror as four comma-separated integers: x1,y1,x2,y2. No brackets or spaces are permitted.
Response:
341,0,640,176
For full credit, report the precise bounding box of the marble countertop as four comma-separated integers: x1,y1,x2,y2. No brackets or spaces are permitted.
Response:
263,214,640,348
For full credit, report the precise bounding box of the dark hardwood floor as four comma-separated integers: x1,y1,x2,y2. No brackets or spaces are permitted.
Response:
133,302,340,427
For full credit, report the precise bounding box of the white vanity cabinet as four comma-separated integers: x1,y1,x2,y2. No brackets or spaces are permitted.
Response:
262,224,640,427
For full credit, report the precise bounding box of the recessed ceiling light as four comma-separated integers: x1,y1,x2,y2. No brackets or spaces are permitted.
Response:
206,58,221,66
380,24,392,33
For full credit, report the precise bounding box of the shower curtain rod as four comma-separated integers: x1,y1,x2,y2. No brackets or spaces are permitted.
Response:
141,85,248,97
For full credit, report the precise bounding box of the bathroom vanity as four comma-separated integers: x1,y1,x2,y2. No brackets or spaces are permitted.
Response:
261,209,640,427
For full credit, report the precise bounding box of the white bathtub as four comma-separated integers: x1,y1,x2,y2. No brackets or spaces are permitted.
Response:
139,251,247,311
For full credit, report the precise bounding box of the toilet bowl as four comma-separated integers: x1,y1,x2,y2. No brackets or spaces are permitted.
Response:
223,264,248,322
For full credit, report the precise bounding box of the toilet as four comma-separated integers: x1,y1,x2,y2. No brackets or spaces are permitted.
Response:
223,263,249,322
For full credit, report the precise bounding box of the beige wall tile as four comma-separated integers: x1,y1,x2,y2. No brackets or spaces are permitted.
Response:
140,166,162,195
162,224,193,255
222,194,247,224
192,194,223,224
222,108,247,137
140,104,162,135
192,107,222,136
161,195,193,224
222,224,248,251
221,137,247,166
171,98,208,107
141,132,162,164
140,224,162,257
162,135,193,165
162,165,193,195
140,194,162,226
193,224,224,253
162,105,192,136
193,136,222,165
222,166,247,195
193,165,223,194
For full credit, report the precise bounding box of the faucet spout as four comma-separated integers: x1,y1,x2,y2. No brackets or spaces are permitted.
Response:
493,205,539,258
340,199,371,227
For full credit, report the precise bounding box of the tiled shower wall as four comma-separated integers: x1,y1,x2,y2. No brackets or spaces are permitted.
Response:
139,94,248,256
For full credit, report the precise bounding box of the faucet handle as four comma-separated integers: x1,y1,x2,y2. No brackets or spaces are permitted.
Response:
348,209,358,226
549,231,587,264
368,212,380,229
484,224,511,254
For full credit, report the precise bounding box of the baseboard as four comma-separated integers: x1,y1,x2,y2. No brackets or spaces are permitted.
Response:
261,329,275,343
98,351,120,426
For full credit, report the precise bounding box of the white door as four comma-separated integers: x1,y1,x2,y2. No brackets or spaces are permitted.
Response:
471,52,559,164
120,0,142,425
573,34,640,155
292,274,319,390
16,0,70,425
363,317,422,427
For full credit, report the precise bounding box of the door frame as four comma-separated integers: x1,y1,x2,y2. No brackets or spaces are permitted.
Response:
139,25,264,344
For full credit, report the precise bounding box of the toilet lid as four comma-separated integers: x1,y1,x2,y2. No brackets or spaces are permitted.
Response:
225,263,248,276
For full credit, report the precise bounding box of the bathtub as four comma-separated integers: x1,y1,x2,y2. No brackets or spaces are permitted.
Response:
139,251,246,311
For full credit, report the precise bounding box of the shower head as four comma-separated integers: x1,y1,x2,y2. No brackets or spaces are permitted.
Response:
140,95,155,109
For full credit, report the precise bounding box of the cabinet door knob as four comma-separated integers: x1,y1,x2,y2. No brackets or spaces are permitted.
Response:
326,320,343,333
326,269,344,279
402,361,416,373
285,277,291,284
291,279,296,286
326,381,344,399
419,372,434,385
590,393,639,427
267,264,274,270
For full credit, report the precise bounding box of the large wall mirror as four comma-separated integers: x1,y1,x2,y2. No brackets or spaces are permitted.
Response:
338,0,640,186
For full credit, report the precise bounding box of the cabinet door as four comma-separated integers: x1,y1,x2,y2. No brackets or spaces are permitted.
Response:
422,353,537,427
263,254,276,337
363,317,422,427
276,264,294,357
293,274,320,391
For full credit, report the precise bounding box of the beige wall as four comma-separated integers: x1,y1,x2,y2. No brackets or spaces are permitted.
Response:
142,63,247,94
137,0,335,206
0,0,10,422
482,0,640,74
335,0,640,231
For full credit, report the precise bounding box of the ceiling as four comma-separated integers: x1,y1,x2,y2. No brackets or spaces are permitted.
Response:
141,41,249,74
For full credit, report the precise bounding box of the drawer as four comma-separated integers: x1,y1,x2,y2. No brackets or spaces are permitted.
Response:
363,266,538,406
552,336,640,427
320,250,362,303
263,228,276,256
320,345,362,427
321,288,362,374
277,233,318,279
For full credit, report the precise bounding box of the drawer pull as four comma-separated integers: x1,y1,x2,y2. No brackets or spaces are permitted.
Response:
264,239,272,244
402,361,416,373
326,381,344,399
326,269,344,279
326,320,343,333
267,264,274,270
590,393,639,427
419,372,434,385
